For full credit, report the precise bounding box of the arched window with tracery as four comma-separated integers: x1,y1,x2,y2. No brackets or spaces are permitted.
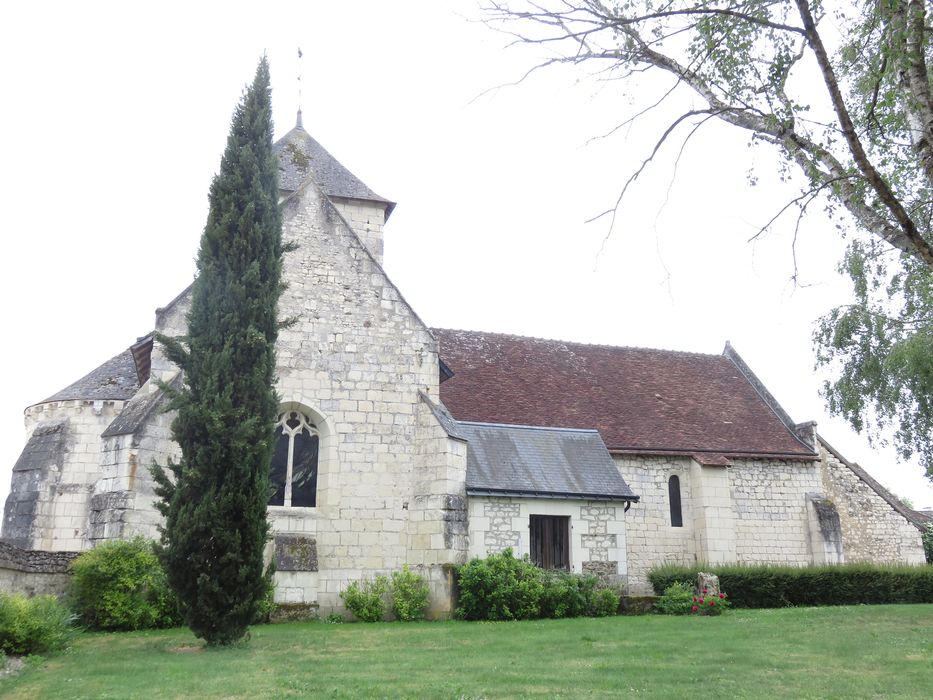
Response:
668,475,683,527
269,409,318,508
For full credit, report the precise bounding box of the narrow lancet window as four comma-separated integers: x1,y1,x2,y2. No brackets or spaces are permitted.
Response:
269,410,319,507
668,475,683,527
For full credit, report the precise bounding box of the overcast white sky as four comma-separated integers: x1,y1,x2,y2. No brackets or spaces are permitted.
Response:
1,1,931,510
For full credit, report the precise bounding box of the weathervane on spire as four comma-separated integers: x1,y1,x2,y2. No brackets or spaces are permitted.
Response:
296,47,304,129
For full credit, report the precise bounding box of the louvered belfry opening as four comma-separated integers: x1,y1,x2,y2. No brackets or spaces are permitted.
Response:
530,515,570,570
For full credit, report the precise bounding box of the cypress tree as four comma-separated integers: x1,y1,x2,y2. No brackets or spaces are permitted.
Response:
152,57,283,646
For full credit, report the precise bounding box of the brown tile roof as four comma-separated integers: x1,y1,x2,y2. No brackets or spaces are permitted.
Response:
433,329,816,459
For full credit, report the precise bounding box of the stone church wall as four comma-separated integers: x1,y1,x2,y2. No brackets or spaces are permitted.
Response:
12,400,126,552
88,396,176,545
729,457,822,564
255,179,459,615
819,443,925,564
331,198,386,265
410,397,468,617
467,496,629,585
617,454,825,594
614,455,697,594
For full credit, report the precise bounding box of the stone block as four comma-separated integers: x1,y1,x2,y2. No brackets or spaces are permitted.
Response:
274,534,318,572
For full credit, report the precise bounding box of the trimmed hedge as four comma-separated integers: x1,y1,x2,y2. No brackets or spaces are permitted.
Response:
648,563,933,608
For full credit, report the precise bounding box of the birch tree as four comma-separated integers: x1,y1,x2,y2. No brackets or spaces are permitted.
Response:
485,0,933,476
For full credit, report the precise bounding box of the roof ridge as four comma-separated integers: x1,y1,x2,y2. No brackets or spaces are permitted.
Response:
458,420,600,434
431,327,722,359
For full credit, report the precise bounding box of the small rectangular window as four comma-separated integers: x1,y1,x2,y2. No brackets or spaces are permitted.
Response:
529,515,570,570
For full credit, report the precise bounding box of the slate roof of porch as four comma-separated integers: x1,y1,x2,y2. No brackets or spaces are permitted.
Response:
460,421,638,502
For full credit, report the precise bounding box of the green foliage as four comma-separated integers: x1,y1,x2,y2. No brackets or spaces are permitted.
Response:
922,523,933,564
455,549,543,621
538,570,597,619
654,582,694,615
6,607,933,697
151,57,284,646
591,587,621,617
691,590,731,616
456,550,619,620
649,562,933,607
69,538,181,631
252,584,277,625
340,576,389,623
815,244,933,476
486,2,933,475
390,566,429,621
0,594,76,655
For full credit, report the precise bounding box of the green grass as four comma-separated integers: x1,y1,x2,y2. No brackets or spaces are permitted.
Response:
3,605,932,699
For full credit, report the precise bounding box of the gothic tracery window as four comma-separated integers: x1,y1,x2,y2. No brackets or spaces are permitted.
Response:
269,410,318,508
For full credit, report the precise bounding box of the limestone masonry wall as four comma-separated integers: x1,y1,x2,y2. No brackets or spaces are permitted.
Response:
616,455,696,593
819,443,925,564
467,496,628,585
617,454,826,594
263,180,457,614
18,401,126,552
729,457,821,564
331,198,386,265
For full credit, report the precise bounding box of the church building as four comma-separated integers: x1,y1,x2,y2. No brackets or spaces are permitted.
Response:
1,113,926,616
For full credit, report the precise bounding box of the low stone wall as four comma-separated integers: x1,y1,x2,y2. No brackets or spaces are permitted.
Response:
0,540,78,597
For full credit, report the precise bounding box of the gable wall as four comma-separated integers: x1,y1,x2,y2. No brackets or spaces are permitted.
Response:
818,444,925,564
263,182,456,612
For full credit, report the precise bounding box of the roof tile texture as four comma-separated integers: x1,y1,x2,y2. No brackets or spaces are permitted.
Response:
433,329,815,458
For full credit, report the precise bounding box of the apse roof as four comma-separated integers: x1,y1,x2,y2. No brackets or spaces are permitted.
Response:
40,350,140,404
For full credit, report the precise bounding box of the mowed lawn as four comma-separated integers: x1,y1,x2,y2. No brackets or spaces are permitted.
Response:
4,605,932,699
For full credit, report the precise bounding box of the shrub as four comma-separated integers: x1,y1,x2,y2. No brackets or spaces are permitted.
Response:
252,584,277,624
690,588,731,616
340,576,389,622
538,570,597,619
648,562,933,608
654,582,694,615
390,566,430,621
0,594,76,655
591,587,621,617
69,537,181,631
456,549,543,620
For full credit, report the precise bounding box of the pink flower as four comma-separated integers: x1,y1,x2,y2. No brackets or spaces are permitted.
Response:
719,593,725,599
709,600,715,606
698,598,704,604
692,597,698,603
702,588,708,594
691,606,698,613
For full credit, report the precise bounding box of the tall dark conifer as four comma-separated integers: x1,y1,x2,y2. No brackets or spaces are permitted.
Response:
152,57,283,646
